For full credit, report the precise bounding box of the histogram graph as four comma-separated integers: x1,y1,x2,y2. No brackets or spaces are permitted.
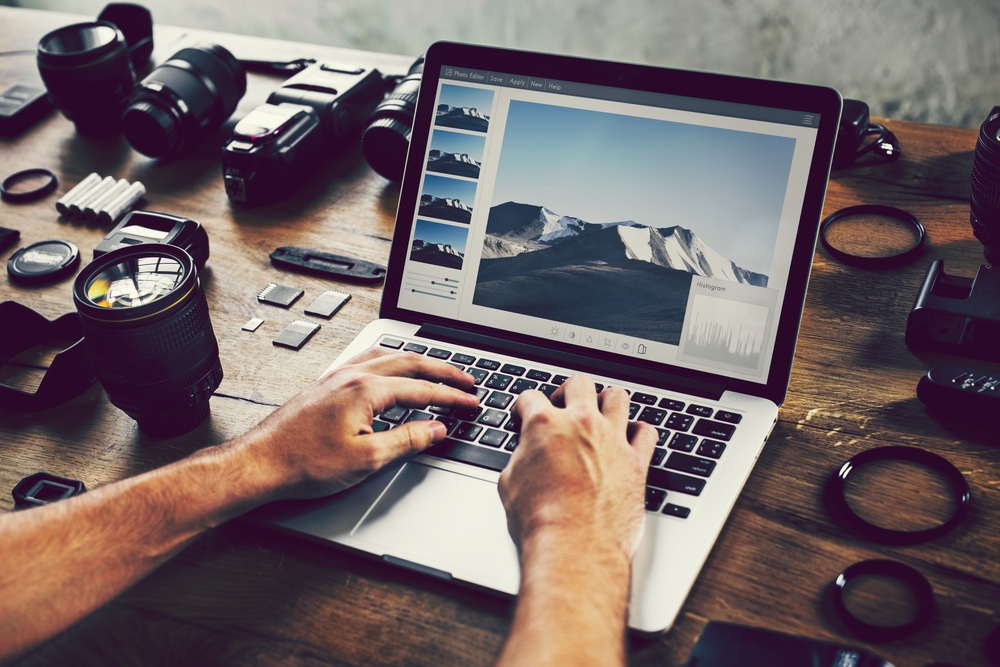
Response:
683,295,769,369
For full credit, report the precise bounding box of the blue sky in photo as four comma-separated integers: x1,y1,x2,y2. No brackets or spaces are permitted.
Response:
414,219,469,254
490,101,796,275
429,129,486,162
422,174,478,206
437,84,494,115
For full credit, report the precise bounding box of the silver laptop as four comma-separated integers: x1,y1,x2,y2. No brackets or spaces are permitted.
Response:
250,41,841,633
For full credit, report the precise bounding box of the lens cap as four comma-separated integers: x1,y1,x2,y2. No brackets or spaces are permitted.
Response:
7,239,80,286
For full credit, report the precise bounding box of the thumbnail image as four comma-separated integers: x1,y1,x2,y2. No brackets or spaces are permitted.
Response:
410,219,468,270
419,174,477,224
436,84,493,133
427,129,485,179
473,100,795,345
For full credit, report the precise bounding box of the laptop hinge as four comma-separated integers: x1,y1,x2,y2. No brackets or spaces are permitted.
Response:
417,324,726,401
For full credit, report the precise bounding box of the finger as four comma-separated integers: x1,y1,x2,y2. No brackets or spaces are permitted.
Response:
365,418,448,464
598,386,631,430
345,347,395,365
559,374,598,407
627,421,658,465
373,376,481,412
511,389,551,423
360,351,475,389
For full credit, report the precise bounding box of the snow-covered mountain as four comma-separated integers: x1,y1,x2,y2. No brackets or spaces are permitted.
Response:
421,194,471,212
428,149,480,166
482,201,767,286
412,239,463,257
436,104,489,121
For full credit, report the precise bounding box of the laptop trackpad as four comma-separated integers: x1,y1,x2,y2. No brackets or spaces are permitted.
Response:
351,462,519,590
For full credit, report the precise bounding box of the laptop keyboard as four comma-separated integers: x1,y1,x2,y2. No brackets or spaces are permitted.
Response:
371,336,744,520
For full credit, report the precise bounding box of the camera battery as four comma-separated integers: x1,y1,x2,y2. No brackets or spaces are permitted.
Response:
304,290,351,319
257,282,303,308
273,320,320,350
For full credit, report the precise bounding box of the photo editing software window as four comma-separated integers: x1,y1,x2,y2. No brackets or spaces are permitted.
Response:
397,65,820,384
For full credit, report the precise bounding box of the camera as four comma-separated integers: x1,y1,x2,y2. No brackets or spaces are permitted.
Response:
971,105,1000,263
361,57,424,181
221,63,385,206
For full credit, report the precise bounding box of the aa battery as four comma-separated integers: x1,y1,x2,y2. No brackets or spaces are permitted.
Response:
54,172,101,216
83,179,129,222
68,176,115,218
97,181,145,226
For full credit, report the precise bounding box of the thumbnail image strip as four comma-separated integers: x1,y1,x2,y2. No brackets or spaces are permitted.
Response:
436,83,493,133
410,218,468,270
419,173,477,224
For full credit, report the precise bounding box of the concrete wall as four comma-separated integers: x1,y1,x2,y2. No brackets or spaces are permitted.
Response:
7,0,1000,127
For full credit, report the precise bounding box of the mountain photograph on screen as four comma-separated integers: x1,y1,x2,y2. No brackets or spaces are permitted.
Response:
411,218,468,270
473,101,795,346
436,84,493,133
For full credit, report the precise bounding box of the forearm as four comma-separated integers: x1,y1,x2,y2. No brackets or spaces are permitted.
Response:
0,433,284,662
495,528,632,667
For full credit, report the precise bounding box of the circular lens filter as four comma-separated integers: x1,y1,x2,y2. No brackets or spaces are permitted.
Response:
1,168,58,203
85,253,187,310
7,239,80,286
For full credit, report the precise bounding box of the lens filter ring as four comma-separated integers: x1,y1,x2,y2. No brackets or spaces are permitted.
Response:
829,446,971,546
820,204,926,269
834,559,935,642
1,168,58,202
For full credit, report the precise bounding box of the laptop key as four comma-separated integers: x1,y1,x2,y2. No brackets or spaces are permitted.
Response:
539,384,558,398
372,419,391,432
638,407,667,425
645,487,666,511
633,392,658,405
651,447,667,466
448,363,465,371
428,405,452,415
380,338,403,349
427,347,452,359
500,363,526,376
628,403,641,419
454,422,484,441
473,386,489,402
668,433,698,452
666,413,693,431
552,375,568,385
476,358,501,370
380,406,409,423
452,353,476,365
659,398,685,411
479,428,509,448
482,391,511,409
594,383,605,392
697,439,727,459
656,428,670,446
504,434,520,451
436,416,458,434
526,369,551,382
485,373,513,390
404,410,434,423
646,468,706,496
509,379,538,394
453,406,482,421
686,404,713,417
403,343,428,354
504,416,521,432
715,410,743,424
692,419,736,441
467,368,488,385
663,503,691,519
479,409,507,427
424,438,510,472
665,452,717,477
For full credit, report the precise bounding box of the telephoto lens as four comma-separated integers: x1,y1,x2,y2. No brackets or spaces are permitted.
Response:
361,57,424,181
37,21,136,135
122,43,246,158
971,105,1000,263
73,244,223,438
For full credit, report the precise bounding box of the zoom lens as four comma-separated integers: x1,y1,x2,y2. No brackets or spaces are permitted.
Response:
37,21,136,136
122,43,246,158
971,106,1000,264
361,57,424,181
72,244,223,438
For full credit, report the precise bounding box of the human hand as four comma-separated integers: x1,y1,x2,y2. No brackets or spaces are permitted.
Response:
240,348,480,500
498,376,657,560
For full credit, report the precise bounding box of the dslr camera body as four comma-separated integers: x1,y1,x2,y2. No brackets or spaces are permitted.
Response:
222,63,385,206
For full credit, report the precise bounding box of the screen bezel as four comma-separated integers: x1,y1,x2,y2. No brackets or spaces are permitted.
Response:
380,41,842,406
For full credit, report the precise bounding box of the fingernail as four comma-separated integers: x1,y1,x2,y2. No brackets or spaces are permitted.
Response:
429,421,447,440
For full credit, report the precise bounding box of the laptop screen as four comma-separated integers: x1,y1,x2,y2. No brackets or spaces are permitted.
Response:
390,50,832,390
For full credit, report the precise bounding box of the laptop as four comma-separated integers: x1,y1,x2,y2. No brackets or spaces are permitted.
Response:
251,41,841,633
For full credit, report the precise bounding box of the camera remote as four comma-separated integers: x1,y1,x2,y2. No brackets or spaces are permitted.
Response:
917,365,1000,413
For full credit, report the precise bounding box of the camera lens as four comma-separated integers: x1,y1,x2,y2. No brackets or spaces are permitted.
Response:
971,106,1000,263
37,21,136,136
73,244,223,438
361,57,424,181
122,43,246,158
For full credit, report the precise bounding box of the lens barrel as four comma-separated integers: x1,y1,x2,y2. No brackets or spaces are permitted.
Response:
971,106,1000,263
73,244,223,438
122,43,246,158
37,21,136,136
361,57,424,181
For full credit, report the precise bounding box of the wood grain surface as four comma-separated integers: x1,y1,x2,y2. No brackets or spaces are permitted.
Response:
1,8,998,667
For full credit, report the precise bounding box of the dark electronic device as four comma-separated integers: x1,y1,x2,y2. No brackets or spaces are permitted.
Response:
34,4,153,136
0,301,96,412
7,239,80,286
93,210,209,270
0,228,19,255
222,62,385,205
1,168,58,203
12,472,87,509
361,57,424,181
273,319,320,350
918,365,1000,415
304,290,350,319
123,43,246,158
906,260,1000,362
971,105,1000,263
0,84,53,136
833,98,900,168
73,244,223,438
269,246,387,284
683,622,893,667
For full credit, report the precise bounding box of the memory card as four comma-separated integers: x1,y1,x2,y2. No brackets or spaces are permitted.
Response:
273,320,320,350
241,317,264,332
257,282,303,308
304,290,351,319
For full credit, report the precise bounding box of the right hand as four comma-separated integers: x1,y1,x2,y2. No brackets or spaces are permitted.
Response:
497,376,657,559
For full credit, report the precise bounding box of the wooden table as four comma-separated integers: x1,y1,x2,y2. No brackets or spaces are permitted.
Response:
2,8,998,666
